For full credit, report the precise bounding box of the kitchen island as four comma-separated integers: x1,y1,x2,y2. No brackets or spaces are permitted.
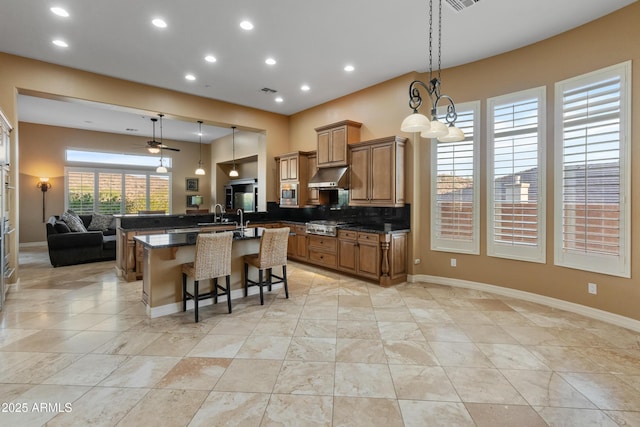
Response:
134,228,266,318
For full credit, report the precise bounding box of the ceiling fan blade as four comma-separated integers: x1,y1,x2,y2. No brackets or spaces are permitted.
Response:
163,147,181,152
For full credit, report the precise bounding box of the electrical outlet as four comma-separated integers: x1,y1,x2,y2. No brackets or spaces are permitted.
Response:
450,258,457,267
588,282,597,295
414,259,421,265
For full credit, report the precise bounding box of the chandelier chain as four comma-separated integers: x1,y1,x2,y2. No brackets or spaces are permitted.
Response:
438,0,442,82
428,0,433,80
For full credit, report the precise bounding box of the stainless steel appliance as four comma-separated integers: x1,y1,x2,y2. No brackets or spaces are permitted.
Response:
280,183,298,207
305,220,346,237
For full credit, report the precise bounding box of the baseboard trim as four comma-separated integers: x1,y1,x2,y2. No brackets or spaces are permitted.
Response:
408,274,640,333
148,283,283,318
20,241,47,248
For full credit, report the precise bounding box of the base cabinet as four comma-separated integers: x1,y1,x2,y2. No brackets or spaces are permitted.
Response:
307,235,337,269
337,230,380,281
287,225,307,261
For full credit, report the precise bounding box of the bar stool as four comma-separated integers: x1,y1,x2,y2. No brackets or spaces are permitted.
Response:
243,227,290,305
182,231,233,322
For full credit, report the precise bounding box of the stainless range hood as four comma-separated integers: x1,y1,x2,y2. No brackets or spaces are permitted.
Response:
308,166,348,189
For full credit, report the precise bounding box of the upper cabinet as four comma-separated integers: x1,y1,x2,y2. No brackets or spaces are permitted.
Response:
349,136,407,207
306,151,320,205
315,120,362,168
280,152,300,181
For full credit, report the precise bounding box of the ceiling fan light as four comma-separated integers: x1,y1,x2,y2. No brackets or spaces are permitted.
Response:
401,113,430,133
148,147,160,154
420,119,448,139
437,125,465,143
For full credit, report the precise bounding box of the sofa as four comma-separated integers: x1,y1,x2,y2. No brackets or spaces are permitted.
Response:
46,214,117,267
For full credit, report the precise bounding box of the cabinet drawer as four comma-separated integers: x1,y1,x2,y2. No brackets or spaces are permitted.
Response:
294,225,307,234
338,230,357,240
308,249,337,268
307,235,337,252
357,232,379,244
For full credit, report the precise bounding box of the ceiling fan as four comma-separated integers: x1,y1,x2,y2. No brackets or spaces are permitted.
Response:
146,116,180,153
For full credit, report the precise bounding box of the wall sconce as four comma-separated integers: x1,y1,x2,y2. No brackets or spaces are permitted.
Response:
37,177,51,222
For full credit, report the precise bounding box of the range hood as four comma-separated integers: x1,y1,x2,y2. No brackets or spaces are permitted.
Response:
308,166,348,189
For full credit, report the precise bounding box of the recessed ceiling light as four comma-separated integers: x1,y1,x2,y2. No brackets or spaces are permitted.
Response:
344,65,355,72
204,55,217,63
301,85,310,91
265,58,276,65
185,74,196,81
240,20,254,30
50,7,69,17
52,39,68,48
152,18,167,28
275,97,283,103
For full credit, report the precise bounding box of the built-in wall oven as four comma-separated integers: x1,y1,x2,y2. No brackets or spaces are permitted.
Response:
280,183,298,207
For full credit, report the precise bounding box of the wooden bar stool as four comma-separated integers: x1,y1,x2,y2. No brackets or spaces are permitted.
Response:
182,231,233,322
243,227,290,305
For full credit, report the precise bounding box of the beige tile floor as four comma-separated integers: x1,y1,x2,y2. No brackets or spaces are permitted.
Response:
1,246,640,426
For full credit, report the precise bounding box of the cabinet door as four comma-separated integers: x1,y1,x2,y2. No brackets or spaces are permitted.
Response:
317,131,330,166
330,126,347,166
370,143,394,204
338,238,357,272
358,242,380,279
295,234,307,259
349,146,370,204
288,156,298,180
280,157,289,180
287,233,296,257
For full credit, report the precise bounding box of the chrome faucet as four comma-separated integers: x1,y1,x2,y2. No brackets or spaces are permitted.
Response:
237,209,244,232
214,203,224,222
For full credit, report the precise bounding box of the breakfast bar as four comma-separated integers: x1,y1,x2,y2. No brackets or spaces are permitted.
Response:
134,228,264,318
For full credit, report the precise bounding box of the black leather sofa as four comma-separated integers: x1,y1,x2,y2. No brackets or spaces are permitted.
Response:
46,215,117,267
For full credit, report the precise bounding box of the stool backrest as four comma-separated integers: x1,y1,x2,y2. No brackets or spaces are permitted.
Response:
193,231,233,280
257,227,290,269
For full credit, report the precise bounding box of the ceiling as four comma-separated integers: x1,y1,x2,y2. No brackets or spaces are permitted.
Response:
2,0,636,142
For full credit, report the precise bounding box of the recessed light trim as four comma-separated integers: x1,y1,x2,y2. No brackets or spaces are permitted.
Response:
275,97,284,103
265,58,276,65
185,74,196,81
52,39,68,48
344,65,355,72
152,18,167,28
301,84,310,91
240,20,254,30
204,55,217,63
50,7,69,17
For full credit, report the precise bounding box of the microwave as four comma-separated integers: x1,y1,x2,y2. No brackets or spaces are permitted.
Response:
280,183,298,207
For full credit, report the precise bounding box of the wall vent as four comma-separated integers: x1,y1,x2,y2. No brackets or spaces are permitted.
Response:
445,0,480,12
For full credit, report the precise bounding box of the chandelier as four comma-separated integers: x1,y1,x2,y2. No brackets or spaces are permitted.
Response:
400,0,464,142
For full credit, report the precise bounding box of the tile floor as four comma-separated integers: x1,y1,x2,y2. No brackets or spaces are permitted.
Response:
1,246,640,426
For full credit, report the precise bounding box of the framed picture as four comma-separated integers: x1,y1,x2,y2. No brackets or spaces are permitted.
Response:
186,178,199,191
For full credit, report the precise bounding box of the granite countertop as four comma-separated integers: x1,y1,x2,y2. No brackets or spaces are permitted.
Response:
134,228,262,249
339,223,410,234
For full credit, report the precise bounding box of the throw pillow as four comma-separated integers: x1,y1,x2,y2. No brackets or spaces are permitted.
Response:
88,212,114,232
54,220,71,233
61,210,87,232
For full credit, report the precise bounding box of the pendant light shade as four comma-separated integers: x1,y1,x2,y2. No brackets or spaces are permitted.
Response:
437,124,465,143
229,126,239,177
194,120,205,175
400,112,430,133
420,119,448,139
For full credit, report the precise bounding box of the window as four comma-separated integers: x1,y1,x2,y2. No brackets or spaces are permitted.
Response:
66,167,171,214
554,62,631,278
487,87,546,263
67,149,172,168
431,101,480,254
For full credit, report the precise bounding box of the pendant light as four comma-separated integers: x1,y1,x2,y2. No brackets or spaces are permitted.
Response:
156,114,168,173
400,0,464,143
194,120,205,175
229,126,239,177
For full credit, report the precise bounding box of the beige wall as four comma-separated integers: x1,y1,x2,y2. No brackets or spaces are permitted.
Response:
289,3,640,320
0,3,638,319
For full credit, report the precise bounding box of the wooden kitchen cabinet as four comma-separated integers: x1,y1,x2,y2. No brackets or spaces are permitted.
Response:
307,235,337,268
337,230,380,281
349,136,406,207
279,153,299,181
315,120,362,168
287,224,307,261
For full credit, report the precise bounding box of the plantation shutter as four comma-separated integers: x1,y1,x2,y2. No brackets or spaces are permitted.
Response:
124,173,147,213
67,171,95,214
149,174,170,212
487,87,545,263
555,62,630,277
97,173,123,214
431,105,479,254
